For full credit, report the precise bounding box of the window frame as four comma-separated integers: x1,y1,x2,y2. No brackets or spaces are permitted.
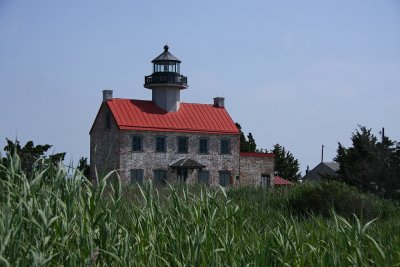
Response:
130,169,144,185
155,136,166,152
132,135,143,152
220,138,231,155
219,170,231,186
177,136,189,153
199,138,209,154
261,174,271,188
198,169,210,184
153,169,167,186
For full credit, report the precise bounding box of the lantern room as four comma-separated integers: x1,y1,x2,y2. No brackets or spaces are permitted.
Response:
144,45,188,90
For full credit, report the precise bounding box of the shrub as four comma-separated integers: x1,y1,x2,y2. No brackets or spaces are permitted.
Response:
287,181,397,220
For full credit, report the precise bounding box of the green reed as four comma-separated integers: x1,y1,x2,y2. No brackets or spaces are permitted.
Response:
0,153,399,266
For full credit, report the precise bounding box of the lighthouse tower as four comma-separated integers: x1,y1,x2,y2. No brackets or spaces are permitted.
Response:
144,45,188,112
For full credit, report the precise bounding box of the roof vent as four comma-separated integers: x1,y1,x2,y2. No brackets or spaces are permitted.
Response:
213,97,225,108
103,90,113,102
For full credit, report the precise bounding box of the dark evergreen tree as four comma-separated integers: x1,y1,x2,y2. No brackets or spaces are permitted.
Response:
49,153,66,165
77,157,90,178
272,144,301,182
2,139,67,179
334,126,400,197
235,122,250,152
247,133,257,152
3,139,52,175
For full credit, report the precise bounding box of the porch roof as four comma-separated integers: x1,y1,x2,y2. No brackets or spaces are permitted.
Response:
169,158,205,169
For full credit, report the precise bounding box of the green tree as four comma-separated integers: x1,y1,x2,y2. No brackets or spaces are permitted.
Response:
235,123,249,152
235,123,257,152
272,144,301,182
247,133,257,152
2,139,65,177
77,157,90,178
334,126,400,197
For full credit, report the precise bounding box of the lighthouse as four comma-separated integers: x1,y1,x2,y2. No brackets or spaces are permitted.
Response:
144,45,188,112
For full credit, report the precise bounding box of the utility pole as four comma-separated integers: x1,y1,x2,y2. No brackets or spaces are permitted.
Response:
382,127,385,143
321,145,324,162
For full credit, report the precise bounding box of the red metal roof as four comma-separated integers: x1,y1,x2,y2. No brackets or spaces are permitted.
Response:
240,152,275,158
274,176,293,185
106,99,239,134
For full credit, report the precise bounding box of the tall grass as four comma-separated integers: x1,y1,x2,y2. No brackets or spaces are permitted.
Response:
1,153,400,266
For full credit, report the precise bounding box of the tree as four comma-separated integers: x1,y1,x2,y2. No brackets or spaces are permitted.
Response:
247,133,257,152
3,139,52,175
2,139,65,178
77,157,90,178
235,122,257,152
334,126,400,197
272,144,301,182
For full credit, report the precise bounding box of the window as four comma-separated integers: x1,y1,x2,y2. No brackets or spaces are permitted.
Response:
154,169,167,185
198,170,210,184
155,136,166,152
261,174,271,188
130,169,144,184
199,138,209,154
177,137,188,153
132,135,143,152
219,171,231,186
220,139,231,154
105,113,111,129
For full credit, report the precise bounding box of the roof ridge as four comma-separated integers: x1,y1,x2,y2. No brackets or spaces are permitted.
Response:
110,99,216,106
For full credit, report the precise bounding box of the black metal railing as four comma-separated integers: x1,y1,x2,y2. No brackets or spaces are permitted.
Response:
145,73,187,86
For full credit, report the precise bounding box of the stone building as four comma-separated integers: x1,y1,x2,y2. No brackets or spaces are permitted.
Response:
90,46,274,186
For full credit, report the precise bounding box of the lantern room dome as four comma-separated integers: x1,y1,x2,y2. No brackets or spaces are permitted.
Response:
151,45,181,63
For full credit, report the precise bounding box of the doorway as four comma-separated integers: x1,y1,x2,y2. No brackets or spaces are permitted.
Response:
177,168,188,182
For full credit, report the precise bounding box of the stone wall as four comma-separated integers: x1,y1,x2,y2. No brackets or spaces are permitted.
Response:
239,154,275,186
90,102,274,188
118,130,240,186
90,103,120,180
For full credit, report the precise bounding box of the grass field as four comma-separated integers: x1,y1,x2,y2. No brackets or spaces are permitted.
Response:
1,154,400,266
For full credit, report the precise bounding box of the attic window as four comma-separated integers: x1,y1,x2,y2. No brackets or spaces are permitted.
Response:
105,113,111,129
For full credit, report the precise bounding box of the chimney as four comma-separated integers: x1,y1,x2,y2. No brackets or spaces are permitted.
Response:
103,90,113,102
213,97,225,108
306,165,310,174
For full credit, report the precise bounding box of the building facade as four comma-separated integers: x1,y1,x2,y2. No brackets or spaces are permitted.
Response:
90,46,274,186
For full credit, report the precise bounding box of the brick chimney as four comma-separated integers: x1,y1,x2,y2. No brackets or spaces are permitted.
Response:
103,90,113,102
213,97,225,108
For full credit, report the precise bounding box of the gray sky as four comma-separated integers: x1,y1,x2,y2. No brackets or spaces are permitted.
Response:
1,1,399,174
